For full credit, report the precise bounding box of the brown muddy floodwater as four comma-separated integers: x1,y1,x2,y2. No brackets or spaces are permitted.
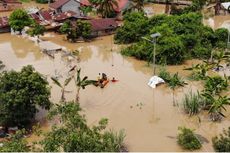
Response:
0,33,230,151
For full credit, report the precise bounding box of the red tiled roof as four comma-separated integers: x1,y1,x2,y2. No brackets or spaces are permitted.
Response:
89,18,118,31
0,16,9,28
49,0,71,9
80,0,128,12
53,10,77,21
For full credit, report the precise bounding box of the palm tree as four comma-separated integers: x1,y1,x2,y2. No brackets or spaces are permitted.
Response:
51,77,73,102
96,0,118,18
74,68,97,102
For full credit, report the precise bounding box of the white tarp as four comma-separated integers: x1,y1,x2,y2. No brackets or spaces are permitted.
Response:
221,2,230,10
147,76,165,88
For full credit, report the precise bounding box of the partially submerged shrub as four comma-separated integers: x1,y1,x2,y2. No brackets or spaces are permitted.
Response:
212,127,230,152
182,91,202,116
204,76,228,95
177,127,202,150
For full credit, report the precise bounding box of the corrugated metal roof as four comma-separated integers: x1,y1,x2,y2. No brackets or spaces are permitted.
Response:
89,18,118,31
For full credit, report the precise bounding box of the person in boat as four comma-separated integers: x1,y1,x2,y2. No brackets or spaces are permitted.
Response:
111,77,118,82
102,73,107,81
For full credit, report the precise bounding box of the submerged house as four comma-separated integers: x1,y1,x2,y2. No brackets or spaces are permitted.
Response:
0,16,10,33
0,0,22,12
89,18,118,37
49,0,82,16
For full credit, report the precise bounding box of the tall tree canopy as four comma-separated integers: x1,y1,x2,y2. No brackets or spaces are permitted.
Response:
91,0,118,18
0,65,51,128
9,9,32,34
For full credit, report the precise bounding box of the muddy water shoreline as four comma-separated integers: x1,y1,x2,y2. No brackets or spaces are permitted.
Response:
0,32,230,151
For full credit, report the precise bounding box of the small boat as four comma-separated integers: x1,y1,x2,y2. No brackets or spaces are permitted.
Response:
100,80,109,88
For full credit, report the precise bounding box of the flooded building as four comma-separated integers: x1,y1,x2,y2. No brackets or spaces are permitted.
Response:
0,16,10,33
0,0,22,12
49,0,82,16
89,18,118,37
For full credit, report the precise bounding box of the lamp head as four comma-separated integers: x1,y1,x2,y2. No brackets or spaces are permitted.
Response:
151,32,161,38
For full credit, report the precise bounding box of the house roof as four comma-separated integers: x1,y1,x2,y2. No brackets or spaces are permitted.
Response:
1,0,22,3
0,16,9,28
53,11,77,21
80,0,129,12
89,18,118,31
49,0,70,9
40,10,53,21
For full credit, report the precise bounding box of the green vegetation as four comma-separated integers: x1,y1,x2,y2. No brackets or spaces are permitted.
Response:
0,65,51,128
51,76,73,102
39,102,126,152
27,22,46,37
177,127,202,150
182,91,202,116
9,9,32,34
89,0,118,18
212,127,230,152
184,61,214,80
0,103,126,152
74,68,97,102
115,12,228,65
158,68,187,105
204,76,229,95
60,20,92,42
0,129,30,152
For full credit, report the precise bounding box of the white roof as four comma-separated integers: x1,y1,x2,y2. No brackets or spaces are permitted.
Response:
147,76,165,88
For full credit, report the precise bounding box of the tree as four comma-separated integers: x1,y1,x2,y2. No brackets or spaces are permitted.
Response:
204,76,228,95
76,20,92,40
27,22,46,38
60,21,78,42
177,127,202,150
74,69,97,102
123,0,144,13
9,9,32,34
38,102,126,152
95,0,118,18
208,95,230,121
212,127,230,152
51,76,73,102
0,129,30,152
0,65,51,128
114,12,149,44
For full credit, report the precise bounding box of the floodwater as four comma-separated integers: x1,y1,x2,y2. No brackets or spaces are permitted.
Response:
0,33,230,151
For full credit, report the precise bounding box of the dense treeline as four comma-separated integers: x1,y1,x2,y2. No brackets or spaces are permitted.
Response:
115,12,228,65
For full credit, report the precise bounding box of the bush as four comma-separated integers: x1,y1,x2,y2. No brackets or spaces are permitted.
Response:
114,12,149,44
177,127,202,150
212,127,230,152
182,91,202,115
204,76,228,95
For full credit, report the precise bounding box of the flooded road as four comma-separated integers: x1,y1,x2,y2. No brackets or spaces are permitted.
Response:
0,33,230,151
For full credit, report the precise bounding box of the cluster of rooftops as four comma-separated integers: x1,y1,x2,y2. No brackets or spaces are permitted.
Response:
0,0,129,33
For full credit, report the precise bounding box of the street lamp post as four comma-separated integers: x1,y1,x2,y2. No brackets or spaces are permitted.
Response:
142,32,161,75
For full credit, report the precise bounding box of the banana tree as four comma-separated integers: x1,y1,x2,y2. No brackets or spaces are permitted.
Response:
184,61,214,80
51,76,73,102
208,95,230,121
74,68,97,102
168,73,187,106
